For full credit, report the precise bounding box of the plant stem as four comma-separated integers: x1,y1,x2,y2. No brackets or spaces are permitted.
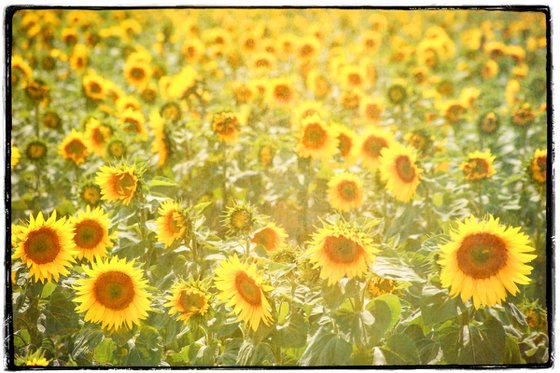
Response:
222,143,228,208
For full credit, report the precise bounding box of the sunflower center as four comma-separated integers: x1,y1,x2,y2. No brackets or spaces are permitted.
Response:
274,84,291,102
178,290,206,313
536,156,547,172
123,118,141,133
74,219,104,249
395,155,416,182
230,209,252,231
24,227,61,264
214,116,238,136
301,44,313,57
456,233,508,279
130,67,145,80
115,172,136,196
65,139,86,156
323,235,363,264
348,73,362,86
109,142,126,157
363,135,388,158
235,271,262,305
252,228,278,251
465,158,489,178
89,82,102,94
338,133,352,157
337,180,358,201
94,271,136,310
302,123,327,149
28,143,47,159
83,186,101,205
366,104,381,120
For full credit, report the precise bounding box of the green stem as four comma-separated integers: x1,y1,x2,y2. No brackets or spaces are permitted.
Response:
34,102,40,138
222,144,228,208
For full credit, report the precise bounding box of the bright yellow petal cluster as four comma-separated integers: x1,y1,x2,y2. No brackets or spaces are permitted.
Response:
379,143,422,202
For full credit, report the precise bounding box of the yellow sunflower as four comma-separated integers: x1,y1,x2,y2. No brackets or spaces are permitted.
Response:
82,71,107,101
296,113,339,161
80,183,102,206
333,124,358,164
74,256,151,331
529,148,547,184
438,215,536,309
212,112,241,143
306,219,378,286
59,130,89,165
70,206,114,262
119,108,148,141
165,281,210,323
11,145,21,169
124,59,152,88
85,118,112,157
359,128,394,170
461,150,497,181
360,97,384,123
149,110,169,167
267,77,296,107
23,357,50,367
379,143,422,203
251,222,288,253
13,211,76,283
327,172,364,212
95,163,139,205
214,255,273,331
156,200,190,248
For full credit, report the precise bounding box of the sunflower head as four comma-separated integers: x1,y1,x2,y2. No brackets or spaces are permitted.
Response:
82,72,107,101
13,211,76,283
85,118,113,157
156,200,192,248
165,280,210,324
160,102,182,123
297,113,339,161
19,350,50,367
119,108,147,141
511,103,536,127
80,182,102,207
461,150,497,181
24,79,49,101
438,215,536,309
387,82,407,105
251,222,288,253
106,139,128,160
334,124,358,164
306,218,378,286
379,143,422,202
214,255,273,331
95,162,141,205
59,129,90,165
405,129,434,155
529,148,547,185
25,140,48,162
71,206,114,262
479,111,500,135
212,111,241,143
74,256,151,330
359,128,394,170
327,172,364,212
42,111,62,131
368,275,399,298
223,202,257,237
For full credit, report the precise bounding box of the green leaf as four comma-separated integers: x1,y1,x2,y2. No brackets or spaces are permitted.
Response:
40,282,57,299
366,294,401,344
300,327,352,366
236,340,274,366
381,334,420,365
93,338,117,364
420,287,459,326
272,312,308,348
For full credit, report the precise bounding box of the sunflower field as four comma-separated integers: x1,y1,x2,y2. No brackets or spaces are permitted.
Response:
8,8,550,368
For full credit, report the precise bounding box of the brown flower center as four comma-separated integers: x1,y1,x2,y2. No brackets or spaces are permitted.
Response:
24,227,61,264
94,271,135,310
337,180,359,201
235,271,262,305
395,155,416,182
302,123,327,149
362,135,388,158
74,219,104,249
178,289,206,314
323,235,363,264
456,233,508,279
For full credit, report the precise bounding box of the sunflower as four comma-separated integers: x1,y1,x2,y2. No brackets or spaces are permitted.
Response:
306,69,331,98
511,103,536,127
438,215,536,309
166,66,197,100
82,72,107,101
405,129,434,155
461,150,497,181
11,145,21,169
85,118,113,157
387,81,407,105
24,79,49,101
529,148,547,184
95,163,139,205
360,97,384,123
212,112,241,143
70,206,113,262
214,255,273,331
306,219,378,286
379,143,422,203
165,281,210,323
223,202,256,237
296,113,338,161
119,108,148,141
160,102,182,123
251,222,288,253
106,139,128,159
267,78,296,107
42,111,62,131
156,200,190,248
13,211,76,283
124,59,152,88
334,124,358,164
80,183,102,206
327,172,364,211
368,275,399,298
359,128,394,170
479,111,500,135
74,256,151,330
149,110,170,167
59,130,90,165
